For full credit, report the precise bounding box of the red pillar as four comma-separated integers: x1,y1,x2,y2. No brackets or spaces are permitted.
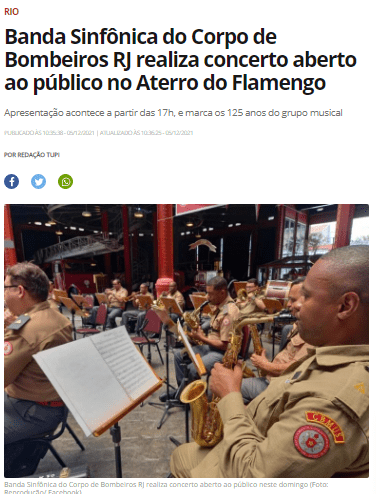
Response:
333,204,355,249
4,204,17,270
275,205,286,259
122,205,132,291
101,211,112,279
155,204,174,296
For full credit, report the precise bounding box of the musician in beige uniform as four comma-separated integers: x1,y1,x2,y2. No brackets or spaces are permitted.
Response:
4,262,73,444
105,279,129,329
173,276,239,394
236,278,266,316
171,246,369,478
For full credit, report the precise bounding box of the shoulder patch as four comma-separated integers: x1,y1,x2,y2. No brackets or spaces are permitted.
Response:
294,425,330,458
4,341,13,355
7,314,30,331
305,411,345,443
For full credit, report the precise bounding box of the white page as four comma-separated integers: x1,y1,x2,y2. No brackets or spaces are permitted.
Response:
91,326,160,400
34,327,158,436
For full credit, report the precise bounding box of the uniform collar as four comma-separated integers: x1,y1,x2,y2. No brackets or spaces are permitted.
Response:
24,300,50,316
308,345,369,366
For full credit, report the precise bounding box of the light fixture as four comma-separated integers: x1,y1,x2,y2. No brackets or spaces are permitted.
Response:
134,207,144,218
195,233,201,239
56,229,63,235
34,221,42,225
48,219,57,225
90,260,97,266
317,207,324,212
186,220,194,227
82,204,92,217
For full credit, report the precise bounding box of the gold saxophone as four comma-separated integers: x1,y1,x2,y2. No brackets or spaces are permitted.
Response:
180,317,263,447
236,288,248,301
181,301,210,345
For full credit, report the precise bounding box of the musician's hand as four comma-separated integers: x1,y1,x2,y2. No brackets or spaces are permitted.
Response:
250,348,269,369
210,361,243,399
191,326,204,342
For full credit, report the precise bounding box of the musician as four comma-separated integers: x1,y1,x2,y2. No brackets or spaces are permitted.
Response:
166,281,185,323
104,279,129,329
241,278,314,403
47,281,60,311
4,262,73,444
121,283,152,334
161,276,239,401
171,246,369,478
235,278,266,316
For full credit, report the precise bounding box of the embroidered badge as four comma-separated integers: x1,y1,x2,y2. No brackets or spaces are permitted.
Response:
222,317,230,325
305,411,345,443
294,426,330,458
4,341,13,356
354,382,365,394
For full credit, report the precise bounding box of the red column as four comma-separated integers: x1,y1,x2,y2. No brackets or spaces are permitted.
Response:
122,205,132,291
4,204,17,270
333,204,355,249
275,205,285,259
101,211,112,278
155,204,174,296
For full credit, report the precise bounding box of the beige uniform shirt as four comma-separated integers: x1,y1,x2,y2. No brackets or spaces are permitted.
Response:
176,345,369,478
4,301,73,402
208,296,239,343
266,326,314,381
167,290,185,310
236,294,264,318
108,287,128,308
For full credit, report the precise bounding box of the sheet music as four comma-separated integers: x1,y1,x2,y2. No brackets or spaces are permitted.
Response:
92,327,159,400
177,320,201,371
34,326,159,436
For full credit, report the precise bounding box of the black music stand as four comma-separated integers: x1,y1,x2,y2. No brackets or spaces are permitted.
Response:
110,423,123,478
148,325,185,430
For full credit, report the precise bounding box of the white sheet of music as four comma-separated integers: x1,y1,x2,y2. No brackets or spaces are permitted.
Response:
177,320,201,372
34,326,159,436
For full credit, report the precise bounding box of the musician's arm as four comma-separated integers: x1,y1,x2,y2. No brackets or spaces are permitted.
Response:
212,392,366,478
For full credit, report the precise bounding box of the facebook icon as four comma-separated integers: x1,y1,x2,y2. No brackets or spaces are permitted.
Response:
4,174,19,189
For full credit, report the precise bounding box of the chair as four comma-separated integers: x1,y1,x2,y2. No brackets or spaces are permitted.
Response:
131,309,164,365
5,408,69,477
74,303,107,339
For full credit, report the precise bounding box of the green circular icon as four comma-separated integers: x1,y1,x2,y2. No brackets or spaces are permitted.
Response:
58,174,73,189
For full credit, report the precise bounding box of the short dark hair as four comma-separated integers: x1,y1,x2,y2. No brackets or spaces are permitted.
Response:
6,262,49,302
291,277,306,287
247,278,259,286
207,276,228,291
319,245,369,303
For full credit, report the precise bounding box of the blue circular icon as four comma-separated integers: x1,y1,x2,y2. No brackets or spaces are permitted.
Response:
31,174,46,189
4,174,19,189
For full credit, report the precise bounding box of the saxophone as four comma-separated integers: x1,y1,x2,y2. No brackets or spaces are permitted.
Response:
181,301,210,345
180,317,263,447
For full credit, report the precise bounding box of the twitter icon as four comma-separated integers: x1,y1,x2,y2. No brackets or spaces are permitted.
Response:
31,174,46,189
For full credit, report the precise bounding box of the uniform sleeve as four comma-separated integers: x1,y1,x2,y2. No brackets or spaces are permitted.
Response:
4,333,34,387
216,392,368,478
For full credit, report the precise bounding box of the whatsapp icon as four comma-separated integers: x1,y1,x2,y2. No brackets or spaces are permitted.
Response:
58,174,73,189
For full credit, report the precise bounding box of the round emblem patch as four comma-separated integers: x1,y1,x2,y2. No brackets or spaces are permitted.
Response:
223,317,230,325
294,425,330,459
4,341,13,356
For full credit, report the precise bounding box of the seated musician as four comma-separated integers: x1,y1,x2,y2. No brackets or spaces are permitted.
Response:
235,278,266,316
170,246,369,478
104,279,128,329
121,283,153,334
160,276,239,402
165,281,185,323
4,263,72,444
241,278,314,403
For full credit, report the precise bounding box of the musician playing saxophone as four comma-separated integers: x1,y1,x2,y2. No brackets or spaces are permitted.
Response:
160,276,239,402
171,246,369,478
241,278,314,404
